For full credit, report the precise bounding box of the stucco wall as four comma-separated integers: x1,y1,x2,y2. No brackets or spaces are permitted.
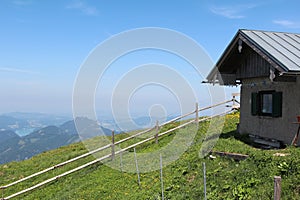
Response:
239,76,300,145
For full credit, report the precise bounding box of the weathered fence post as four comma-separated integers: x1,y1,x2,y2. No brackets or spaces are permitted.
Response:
155,120,159,144
111,130,115,160
195,102,199,123
232,93,238,110
232,93,240,110
134,148,141,187
232,95,236,109
274,176,281,200
203,162,207,200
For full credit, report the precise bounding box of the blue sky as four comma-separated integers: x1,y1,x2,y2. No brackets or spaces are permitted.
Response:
1,0,300,116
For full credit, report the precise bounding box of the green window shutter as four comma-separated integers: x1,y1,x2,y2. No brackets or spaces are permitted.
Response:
272,92,282,117
251,92,258,115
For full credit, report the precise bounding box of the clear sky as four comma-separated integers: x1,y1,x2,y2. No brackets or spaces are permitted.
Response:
1,0,300,116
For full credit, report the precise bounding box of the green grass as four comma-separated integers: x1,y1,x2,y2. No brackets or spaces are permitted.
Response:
1,112,300,199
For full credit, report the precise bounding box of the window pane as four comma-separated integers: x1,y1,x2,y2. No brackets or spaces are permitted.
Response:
262,94,272,114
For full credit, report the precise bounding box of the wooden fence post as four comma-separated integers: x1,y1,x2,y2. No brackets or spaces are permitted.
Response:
232,93,240,110
155,120,159,144
274,176,281,200
111,130,115,160
195,102,199,123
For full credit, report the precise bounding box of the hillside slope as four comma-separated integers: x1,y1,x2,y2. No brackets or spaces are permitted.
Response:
1,113,300,199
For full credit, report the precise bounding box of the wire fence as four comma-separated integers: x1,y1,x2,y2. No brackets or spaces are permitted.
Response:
0,98,239,200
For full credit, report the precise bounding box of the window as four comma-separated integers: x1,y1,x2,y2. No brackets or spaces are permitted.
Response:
261,92,273,115
251,91,282,117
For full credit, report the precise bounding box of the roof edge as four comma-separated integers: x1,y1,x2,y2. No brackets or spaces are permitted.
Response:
206,29,297,83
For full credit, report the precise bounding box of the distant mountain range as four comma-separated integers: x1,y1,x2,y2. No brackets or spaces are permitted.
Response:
0,112,71,136
0,112,178,164
0,116,111,164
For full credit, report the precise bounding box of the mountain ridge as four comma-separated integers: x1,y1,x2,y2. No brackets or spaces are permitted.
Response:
0,117,112,164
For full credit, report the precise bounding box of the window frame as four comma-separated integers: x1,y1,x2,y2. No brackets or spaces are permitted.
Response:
251,90,282,118
259,91,274,116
